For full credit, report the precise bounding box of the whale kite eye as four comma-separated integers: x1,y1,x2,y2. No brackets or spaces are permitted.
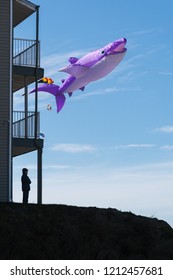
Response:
100,50,105,54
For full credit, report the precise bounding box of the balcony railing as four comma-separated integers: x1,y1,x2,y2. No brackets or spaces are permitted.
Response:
13,38,40,67
13,111,40,139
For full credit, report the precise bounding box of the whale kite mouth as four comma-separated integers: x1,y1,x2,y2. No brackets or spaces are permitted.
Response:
109,46,127,55
110,38,127,54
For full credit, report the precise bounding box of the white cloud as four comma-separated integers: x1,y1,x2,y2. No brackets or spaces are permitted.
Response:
14,164,37,171
51,143,97,153
159,72,173,76
73,86,125,100
114,144,155,150
43,164,71,169
155,126,173,133
129,28,161,36
160,145,173,151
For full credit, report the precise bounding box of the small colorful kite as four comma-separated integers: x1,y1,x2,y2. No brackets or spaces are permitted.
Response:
46,104,52,111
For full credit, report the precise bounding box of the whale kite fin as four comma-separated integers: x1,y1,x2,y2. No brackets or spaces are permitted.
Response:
55,94,66,113
79,86,85,91
59,64,89,78
68,57,79,64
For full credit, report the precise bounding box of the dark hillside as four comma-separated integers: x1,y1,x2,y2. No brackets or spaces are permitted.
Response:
0,203,173,259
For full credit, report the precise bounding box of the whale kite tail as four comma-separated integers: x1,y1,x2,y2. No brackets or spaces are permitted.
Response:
29,77,66,113
55,93,66,113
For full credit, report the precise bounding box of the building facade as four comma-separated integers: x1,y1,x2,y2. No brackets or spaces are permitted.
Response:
0,0,44,203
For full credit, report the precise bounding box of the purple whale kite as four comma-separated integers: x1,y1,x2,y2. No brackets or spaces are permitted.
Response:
30,38,127,112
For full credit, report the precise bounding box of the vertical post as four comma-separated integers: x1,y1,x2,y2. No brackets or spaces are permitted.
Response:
24,76,28,138
37,147,42,204
34,6,39,139
34,6,42,204
0,0,13,202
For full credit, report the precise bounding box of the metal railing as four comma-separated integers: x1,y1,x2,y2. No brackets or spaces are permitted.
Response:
13,38,40,67
13,111,40,138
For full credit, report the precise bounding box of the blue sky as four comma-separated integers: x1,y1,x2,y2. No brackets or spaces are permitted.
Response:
13,0,173,226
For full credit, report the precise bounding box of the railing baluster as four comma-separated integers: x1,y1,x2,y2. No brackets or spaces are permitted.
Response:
13,111,40,139
13,38,40,67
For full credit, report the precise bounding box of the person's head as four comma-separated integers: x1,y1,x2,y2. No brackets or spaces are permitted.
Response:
22,168,28,175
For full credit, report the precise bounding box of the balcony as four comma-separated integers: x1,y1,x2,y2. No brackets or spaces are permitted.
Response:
13,38,44,92
13,38,40,67
12,111,44,157
13,111,40,138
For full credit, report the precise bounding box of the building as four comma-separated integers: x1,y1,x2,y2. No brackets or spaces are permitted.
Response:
0,0,44,203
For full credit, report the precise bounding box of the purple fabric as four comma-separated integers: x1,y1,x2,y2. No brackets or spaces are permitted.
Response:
29,83,59,97
55,94,66,113
30,38,127,113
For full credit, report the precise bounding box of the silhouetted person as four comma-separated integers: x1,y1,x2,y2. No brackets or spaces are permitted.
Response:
21,168,31,203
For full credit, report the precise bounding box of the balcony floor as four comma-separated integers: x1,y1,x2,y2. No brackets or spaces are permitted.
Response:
13,65,44,92
12,138,44,157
